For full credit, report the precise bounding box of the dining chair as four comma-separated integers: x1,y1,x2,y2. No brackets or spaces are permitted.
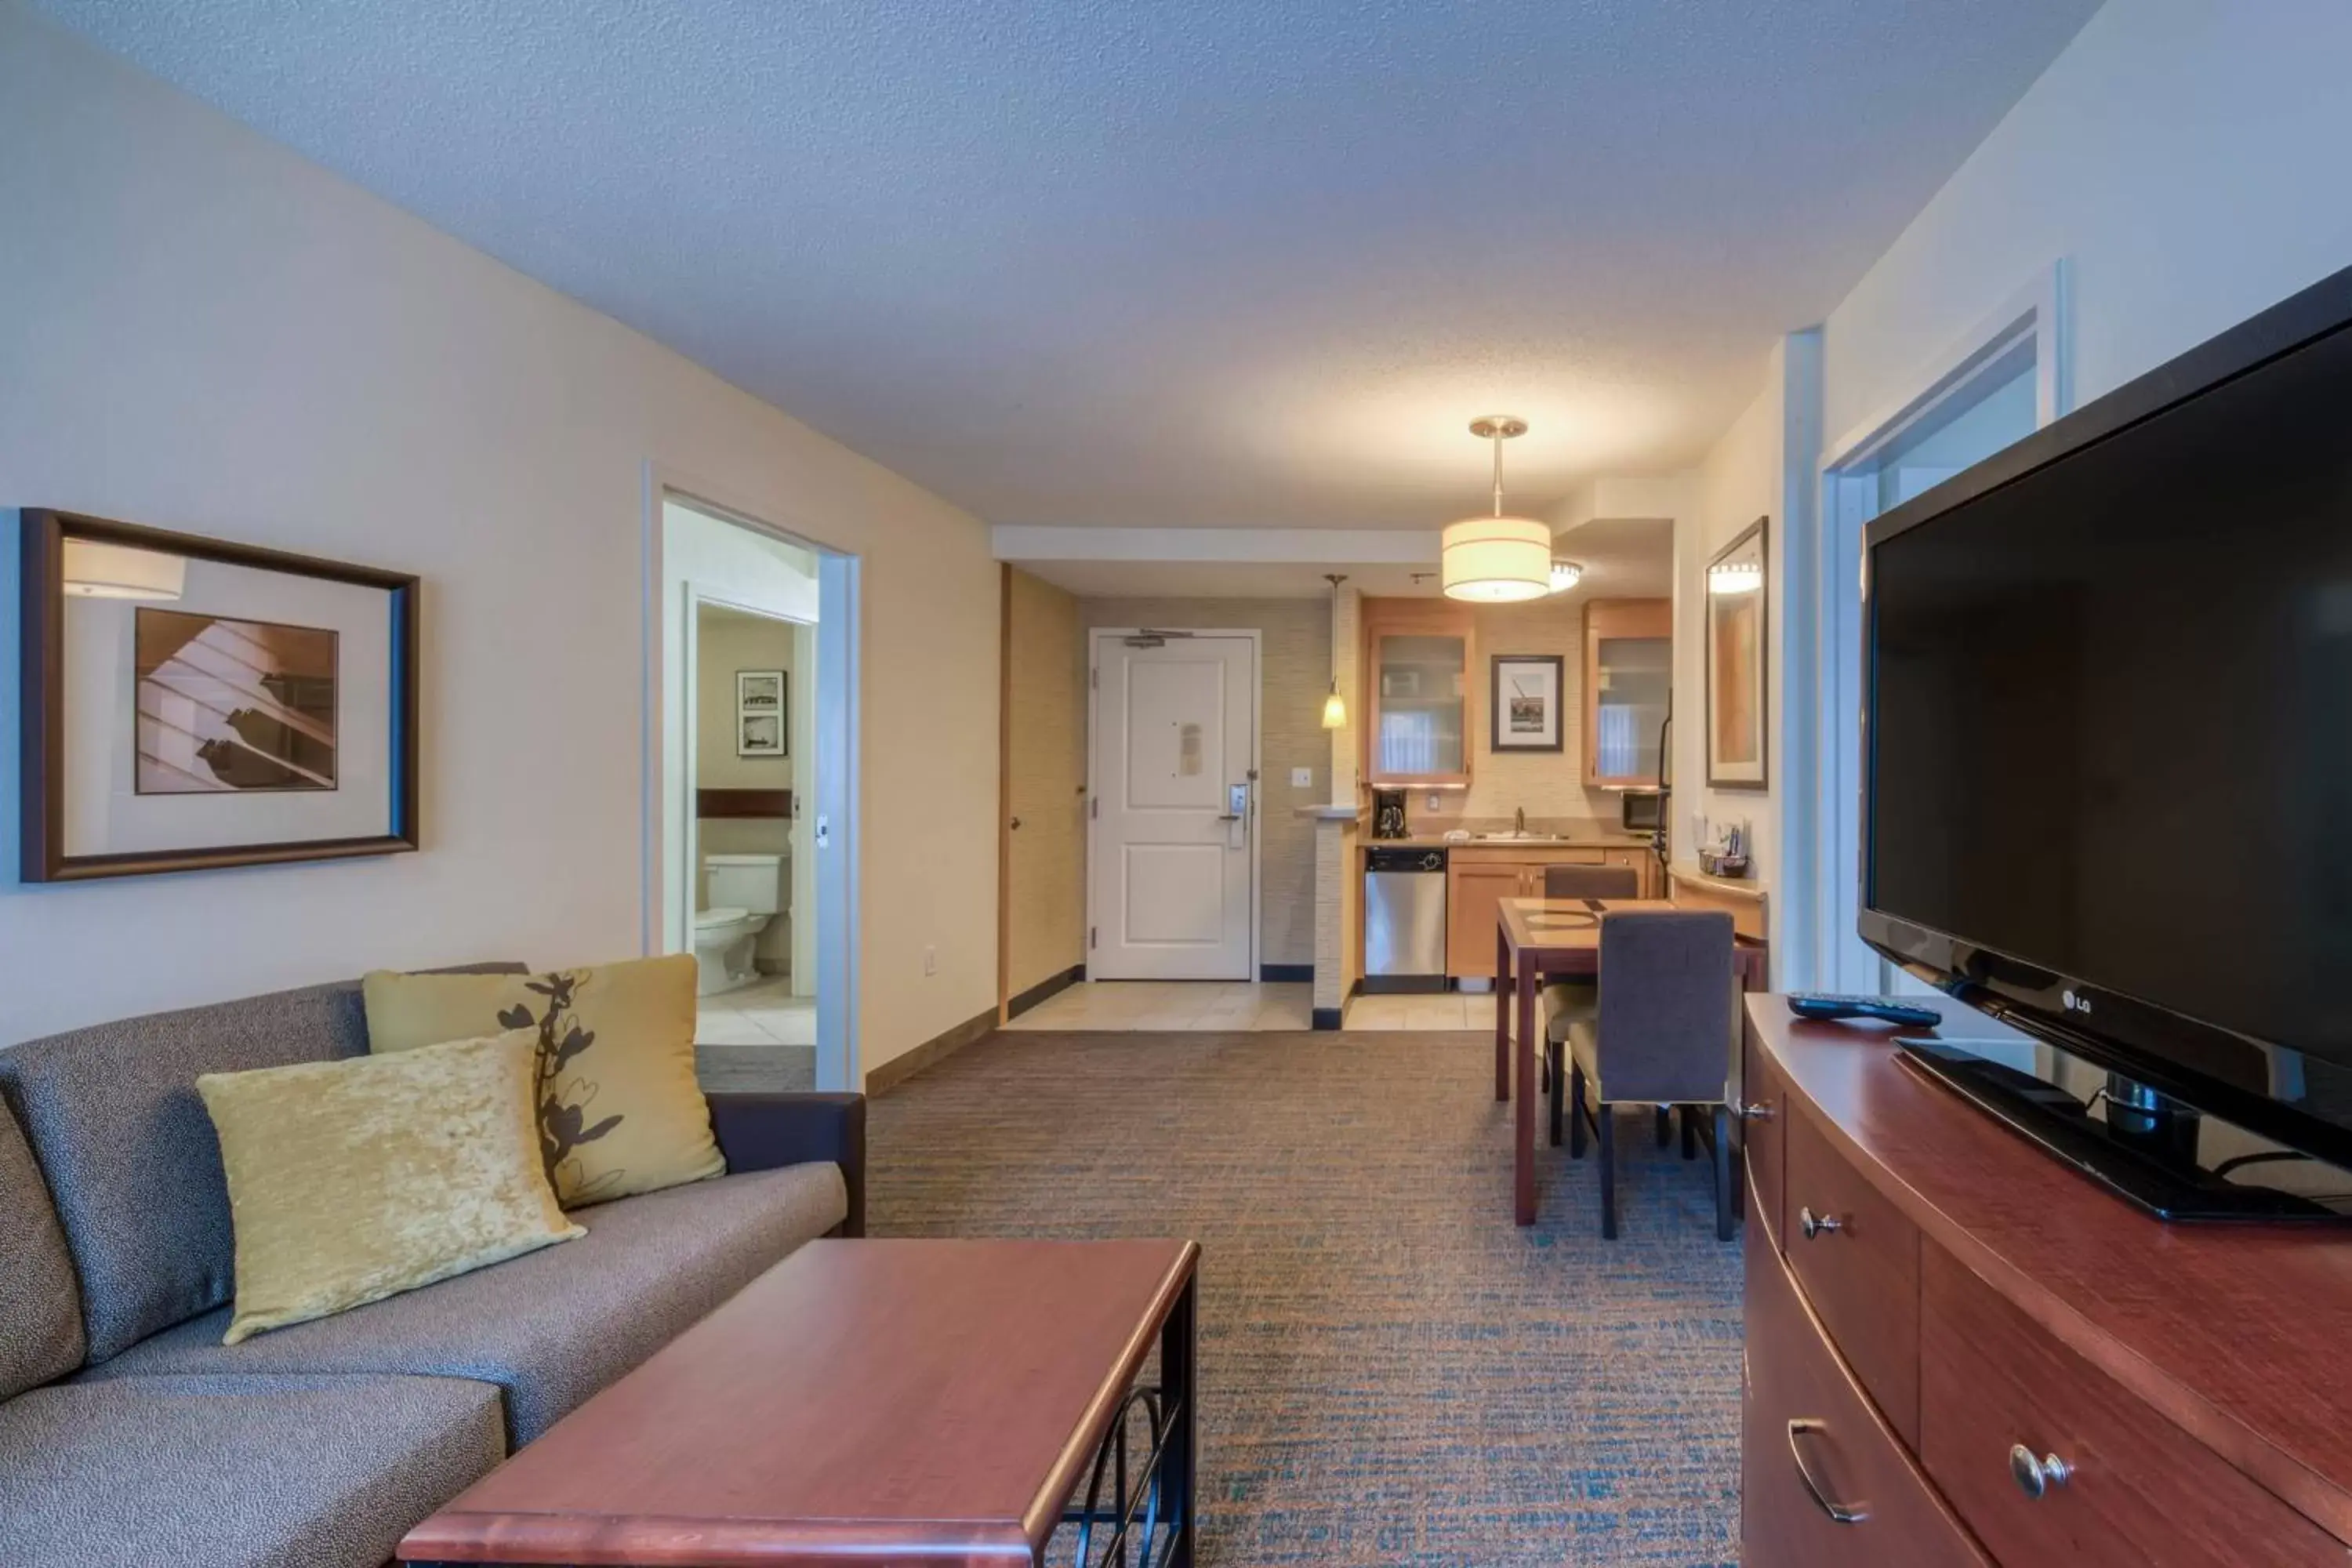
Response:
1534,864,1641,1095
1557,909,1739,1240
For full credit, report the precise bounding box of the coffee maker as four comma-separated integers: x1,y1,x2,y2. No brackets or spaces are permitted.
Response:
1371,788,1408,839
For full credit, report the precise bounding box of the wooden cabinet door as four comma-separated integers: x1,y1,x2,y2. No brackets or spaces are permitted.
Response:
1446,862,1527,978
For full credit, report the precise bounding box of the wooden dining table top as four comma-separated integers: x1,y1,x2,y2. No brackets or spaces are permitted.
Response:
1498,895,1679,958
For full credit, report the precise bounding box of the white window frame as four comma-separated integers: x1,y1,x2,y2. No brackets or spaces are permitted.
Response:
1793,262,2071,993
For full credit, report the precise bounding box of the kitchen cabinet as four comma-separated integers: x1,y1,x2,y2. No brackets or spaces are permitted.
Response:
1584,599,1671,788
1363,601,1475,787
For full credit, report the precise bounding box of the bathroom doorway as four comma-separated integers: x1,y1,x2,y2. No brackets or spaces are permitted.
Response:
652,491,859,1093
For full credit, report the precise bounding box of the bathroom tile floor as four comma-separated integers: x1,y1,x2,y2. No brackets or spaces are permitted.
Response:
695,975,815,1093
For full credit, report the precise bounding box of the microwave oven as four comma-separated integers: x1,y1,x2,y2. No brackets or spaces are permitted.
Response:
1620,791,1665,833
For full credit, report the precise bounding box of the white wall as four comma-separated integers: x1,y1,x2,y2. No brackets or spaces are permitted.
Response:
1824,0,2352,445
0,4,1000,1079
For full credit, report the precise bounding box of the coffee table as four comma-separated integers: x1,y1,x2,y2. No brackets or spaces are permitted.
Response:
400,1237,1200,1567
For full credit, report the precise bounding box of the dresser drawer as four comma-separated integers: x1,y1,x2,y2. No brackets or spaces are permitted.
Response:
1919,1246,2342,1568
1744,1199,1989,1568
1782,1103,1921,1444
1740,1024,1789,1249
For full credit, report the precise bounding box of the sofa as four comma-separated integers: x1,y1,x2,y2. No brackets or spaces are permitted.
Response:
0,967,866,1568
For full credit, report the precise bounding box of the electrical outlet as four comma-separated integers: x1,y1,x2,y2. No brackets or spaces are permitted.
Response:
922,946,938,978
1290,766,1313,788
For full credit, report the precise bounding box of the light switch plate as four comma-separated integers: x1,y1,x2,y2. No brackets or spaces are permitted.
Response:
1290,767,1314,788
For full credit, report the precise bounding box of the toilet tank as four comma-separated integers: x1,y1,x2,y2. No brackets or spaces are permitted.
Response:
704,853,786,915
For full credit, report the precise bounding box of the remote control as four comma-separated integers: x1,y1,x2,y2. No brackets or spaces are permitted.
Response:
1787,993,1944,1029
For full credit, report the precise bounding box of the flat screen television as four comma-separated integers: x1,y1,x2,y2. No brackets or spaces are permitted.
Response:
1863,262,2352,1207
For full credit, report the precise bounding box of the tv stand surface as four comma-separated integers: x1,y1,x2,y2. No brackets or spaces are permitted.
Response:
1742,995,2352,1566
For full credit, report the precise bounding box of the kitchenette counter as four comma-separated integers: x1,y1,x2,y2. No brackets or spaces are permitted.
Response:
1362,833,1657,851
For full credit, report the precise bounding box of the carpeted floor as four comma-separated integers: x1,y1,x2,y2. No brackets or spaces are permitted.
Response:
867,1029,1742,1566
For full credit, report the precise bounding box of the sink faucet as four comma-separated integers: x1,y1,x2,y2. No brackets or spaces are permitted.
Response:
1515,807,1526,835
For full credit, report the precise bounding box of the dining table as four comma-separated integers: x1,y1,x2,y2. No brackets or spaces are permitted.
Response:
1494,896,1769,1225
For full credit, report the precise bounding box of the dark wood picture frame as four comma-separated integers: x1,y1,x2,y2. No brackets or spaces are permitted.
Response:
1704,515,1769,790
19,508,421,882
1489,653,1566,753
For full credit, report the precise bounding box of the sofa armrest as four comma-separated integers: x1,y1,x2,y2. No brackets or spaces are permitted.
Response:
707,1092,866,1237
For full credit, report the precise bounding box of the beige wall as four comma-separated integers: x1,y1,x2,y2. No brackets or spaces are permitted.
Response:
0,9,1000,1080
1077,597,1331,969
1002,569,1087,997
695,608,798,790
1386,592,1644,833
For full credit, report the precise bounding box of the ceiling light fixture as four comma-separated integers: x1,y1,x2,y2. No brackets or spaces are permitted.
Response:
1441,417,1552,603
1321,573,1348,729
60,539,187,601
1548,559,1584,594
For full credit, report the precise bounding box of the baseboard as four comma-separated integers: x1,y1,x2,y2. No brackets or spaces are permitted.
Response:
864,1004,998,1097
1312,1007,1344,1031
1359,975,1447,995
1258,963,1313,983
1006,963,1085,1022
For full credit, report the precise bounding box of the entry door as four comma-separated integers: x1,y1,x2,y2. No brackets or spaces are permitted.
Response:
1089,632,1255,980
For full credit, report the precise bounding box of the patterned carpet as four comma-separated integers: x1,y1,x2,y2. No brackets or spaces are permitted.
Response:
867,1029,1741,1566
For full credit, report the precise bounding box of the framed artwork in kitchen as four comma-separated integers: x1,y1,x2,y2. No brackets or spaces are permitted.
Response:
18,509,419,881
1490,654,1564,753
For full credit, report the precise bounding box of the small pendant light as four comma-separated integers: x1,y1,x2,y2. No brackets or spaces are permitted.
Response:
1321,573,1348,729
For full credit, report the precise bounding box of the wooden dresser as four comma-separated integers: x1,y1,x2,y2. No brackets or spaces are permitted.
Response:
1741,996,2352,1567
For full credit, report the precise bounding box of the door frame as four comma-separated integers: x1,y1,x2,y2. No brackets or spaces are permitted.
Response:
1083,627,1262,982
642,468,862,1092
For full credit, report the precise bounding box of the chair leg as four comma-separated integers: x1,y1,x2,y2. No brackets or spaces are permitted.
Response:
1654,1105,1671,1147
1548,1038,1564,1148
1682,1105,1699,1161
1713,1105,1735,1241
1598,1102,1619,1240
1568,1062,1587,1160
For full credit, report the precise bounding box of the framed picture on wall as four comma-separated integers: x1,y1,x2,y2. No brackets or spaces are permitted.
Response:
736,670,786,757
1490,654,1565,752
18,508,420,882
1705,517,1769,789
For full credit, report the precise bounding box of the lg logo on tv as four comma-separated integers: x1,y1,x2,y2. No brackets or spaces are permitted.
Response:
2063,990,2092,1015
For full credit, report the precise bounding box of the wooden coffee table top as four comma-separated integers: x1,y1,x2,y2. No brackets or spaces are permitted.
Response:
400,1237,1200,1566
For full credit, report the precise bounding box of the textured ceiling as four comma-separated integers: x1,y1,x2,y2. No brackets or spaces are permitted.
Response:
41,0,2099,528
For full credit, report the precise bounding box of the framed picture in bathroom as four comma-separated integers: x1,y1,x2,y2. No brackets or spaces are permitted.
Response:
736,670,786,757
17,508,420,882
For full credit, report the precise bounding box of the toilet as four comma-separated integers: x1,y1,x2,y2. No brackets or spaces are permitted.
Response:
693,852,786,996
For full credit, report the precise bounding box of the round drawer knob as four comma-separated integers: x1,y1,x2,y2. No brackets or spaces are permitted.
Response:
2009,1444,2073,1499
1798,1207,1842,1240
1739,1101,1775,1122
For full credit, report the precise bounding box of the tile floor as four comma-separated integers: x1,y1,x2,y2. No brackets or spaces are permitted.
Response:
1003,979,1504,1032
695,973,816,1093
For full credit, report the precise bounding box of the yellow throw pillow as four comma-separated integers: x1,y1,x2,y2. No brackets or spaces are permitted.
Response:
198,1030,581,1346
363,954,722,1208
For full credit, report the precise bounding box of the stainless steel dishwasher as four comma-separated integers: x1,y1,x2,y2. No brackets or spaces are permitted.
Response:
1363,846,1447,993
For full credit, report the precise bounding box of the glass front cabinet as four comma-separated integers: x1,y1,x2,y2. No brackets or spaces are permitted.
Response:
1363,602,1473,787
1583,598,1671,789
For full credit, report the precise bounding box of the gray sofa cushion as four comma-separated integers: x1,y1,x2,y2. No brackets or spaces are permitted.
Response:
0,1371,502,1568
0,1098,83,1397
0,964,524,1363
85,1161,848,1444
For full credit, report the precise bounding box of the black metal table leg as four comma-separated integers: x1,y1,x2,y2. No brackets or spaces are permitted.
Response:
1161,1274,1198,1568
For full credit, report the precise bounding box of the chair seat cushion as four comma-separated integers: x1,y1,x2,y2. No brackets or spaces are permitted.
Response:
1537,980,1598,1045
82,1161,846,1444
0,1371,502,1568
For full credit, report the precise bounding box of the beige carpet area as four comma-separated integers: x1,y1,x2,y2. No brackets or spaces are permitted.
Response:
866,1029,1742,1566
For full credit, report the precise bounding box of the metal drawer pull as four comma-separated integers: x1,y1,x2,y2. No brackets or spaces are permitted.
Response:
1787,1419,1869,1524
1798,1207,1842,1240
2009,1444,2074,1499
1739,1101,1774,1122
